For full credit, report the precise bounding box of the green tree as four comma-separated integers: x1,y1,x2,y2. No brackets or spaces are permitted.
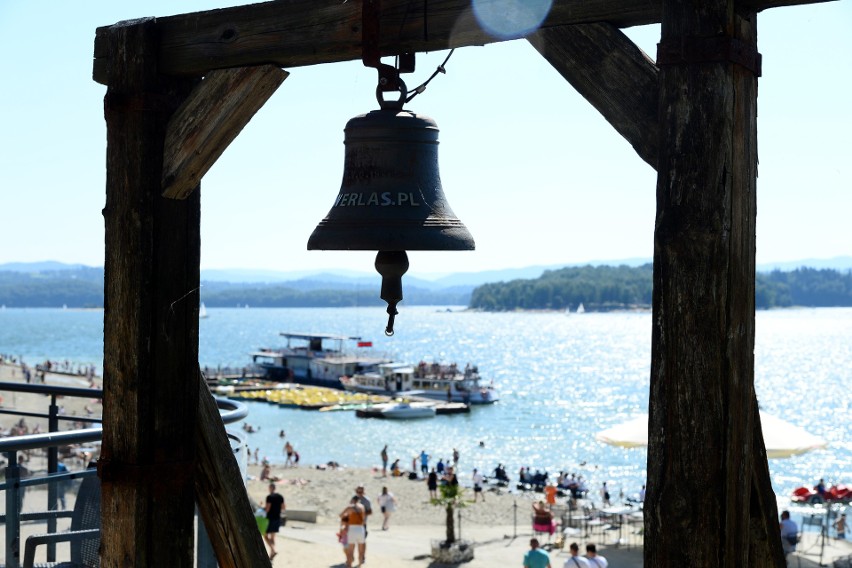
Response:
431,483,466,545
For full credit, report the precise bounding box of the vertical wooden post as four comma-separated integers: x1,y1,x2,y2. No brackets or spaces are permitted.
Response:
646,4,782,567
101,18,200,568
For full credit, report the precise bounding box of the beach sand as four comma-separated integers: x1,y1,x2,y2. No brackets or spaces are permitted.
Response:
243,462,647,567
4,361,851,567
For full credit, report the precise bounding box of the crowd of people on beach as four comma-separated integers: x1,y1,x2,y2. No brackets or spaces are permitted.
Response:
1,355,97,383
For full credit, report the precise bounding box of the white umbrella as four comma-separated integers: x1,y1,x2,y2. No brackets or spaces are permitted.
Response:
595,411,827,458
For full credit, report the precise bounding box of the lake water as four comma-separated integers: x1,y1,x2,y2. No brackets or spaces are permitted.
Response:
1,305,850,503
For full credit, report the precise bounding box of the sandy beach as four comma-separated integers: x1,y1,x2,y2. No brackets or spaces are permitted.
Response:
243,461,648,567
242,459,852,568
3,360,851,567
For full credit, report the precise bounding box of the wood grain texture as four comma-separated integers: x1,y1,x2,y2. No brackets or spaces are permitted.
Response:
92,0,833,84
101,17,200,568
195,369,271,568
645,5,778,567
528,23,659,169
162,65,288,199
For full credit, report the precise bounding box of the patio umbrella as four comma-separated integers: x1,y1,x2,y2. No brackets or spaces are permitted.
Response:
595,411,827,458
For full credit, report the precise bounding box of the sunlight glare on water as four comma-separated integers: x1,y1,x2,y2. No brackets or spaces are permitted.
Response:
0,306,850,503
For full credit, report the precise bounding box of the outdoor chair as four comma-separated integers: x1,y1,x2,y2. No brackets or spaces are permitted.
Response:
22,473,101,568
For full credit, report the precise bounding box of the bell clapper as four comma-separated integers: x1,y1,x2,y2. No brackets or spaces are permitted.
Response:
375,251,409,336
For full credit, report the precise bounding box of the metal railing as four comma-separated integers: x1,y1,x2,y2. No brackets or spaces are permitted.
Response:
0,381,247,568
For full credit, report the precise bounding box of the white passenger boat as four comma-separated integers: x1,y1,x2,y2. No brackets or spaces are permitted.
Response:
250,332,391,389
341,361,499,404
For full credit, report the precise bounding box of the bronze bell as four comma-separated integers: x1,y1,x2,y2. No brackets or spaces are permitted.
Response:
307,108,474,251
308,105,474,336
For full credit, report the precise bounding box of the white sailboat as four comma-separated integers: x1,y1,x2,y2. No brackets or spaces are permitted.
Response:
199,302,209,319
576,303,585,314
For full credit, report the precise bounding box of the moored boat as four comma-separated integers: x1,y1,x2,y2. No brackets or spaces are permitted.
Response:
380,401,437,419
355,400,438,419
341,361,499,404
250,332,390,389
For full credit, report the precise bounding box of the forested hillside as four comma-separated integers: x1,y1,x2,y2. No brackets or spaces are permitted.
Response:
1,264,850,310
0,267,469,308
469,265,852,311
0,267,104,308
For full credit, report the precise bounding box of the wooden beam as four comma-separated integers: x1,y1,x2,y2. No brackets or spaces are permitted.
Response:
92,0,834,84
645,6,779,567
528,23,659,169
748,394,785,565
194,369,270,568
101,18,200,568
162,65,288,200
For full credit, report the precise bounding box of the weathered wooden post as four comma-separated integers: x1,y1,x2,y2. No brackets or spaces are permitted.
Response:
647,2,783,566
101,18,200,567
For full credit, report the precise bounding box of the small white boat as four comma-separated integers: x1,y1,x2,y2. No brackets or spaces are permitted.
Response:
576,303,585,314
199,302,209,319
380,401,436,420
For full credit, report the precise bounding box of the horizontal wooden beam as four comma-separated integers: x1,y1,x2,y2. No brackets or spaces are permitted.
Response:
162,65,288,199
92,0,833,84
529,23,659,169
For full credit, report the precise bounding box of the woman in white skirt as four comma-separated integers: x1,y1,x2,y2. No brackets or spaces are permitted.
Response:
377,486,398,530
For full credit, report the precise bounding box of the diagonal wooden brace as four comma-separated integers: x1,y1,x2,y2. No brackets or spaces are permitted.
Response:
194,367,271,568
162,65,288,200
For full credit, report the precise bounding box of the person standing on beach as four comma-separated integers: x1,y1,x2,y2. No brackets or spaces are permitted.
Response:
355,484,372,564
835,513,847,540
377,486,397,530
600,482,611,507
284,441,294,467
340,495,366,568
523,538,551,568
472,468,485,502
444,466,459,487
264,483,285,560
564,543,590,567
427,467,439,499
452,447,460,466
380,445,389,477
544,482,557,507
420,450,430,475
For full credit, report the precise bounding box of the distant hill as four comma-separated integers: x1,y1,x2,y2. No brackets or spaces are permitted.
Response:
0,263,472,308
1,258,850,308
0,261,90,272
197,257,655,287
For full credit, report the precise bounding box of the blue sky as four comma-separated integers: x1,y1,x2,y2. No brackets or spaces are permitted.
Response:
0,1,849,277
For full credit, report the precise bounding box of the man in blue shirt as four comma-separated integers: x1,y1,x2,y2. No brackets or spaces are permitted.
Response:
523,538,551,568
780,510,799,559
